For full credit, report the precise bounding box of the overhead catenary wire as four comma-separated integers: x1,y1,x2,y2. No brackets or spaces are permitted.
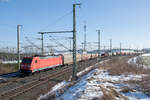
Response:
20,27,41,50
39,10,73,32
20,10,73,53
49,36,71,51
25,37,41,50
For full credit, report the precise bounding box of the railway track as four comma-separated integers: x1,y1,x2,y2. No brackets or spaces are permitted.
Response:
0,56,112,100
0,72,22,86
0,64,71,95
0,65,72,100
0,62,74,91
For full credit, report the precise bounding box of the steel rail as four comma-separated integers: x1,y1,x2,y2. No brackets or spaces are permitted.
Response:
0,66,72,100
0,56,111,100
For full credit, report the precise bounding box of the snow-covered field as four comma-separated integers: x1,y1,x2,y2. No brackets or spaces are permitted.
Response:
1,60,22,64
128,53,150,69
53,69,150,100
2,61,17,64
37,57,150,100
141,54,150,57
37,61,103,100
38,68,150,100
2,61,18,64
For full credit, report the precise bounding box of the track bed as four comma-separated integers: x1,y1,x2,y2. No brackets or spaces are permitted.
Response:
0,57,103,100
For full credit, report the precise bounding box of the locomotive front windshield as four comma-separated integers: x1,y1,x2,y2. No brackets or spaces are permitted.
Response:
22,58,33,63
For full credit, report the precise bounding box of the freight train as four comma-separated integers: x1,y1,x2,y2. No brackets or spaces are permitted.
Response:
20,54,98,73
100,50,139,57
20,50,139,74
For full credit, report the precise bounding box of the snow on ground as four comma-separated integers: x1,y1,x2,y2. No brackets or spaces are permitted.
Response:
76,60,108,77
55,69,150,100
51,81,68,92
38,61,106,100
1,60,21,64
123,91,150,100
92,69,146,82
38,81,69,100
128,54,150,69
142,65,150,69
37,59,150,100
141,53,150,57
56,70,101,100
76,65,95,77
128,56,137,64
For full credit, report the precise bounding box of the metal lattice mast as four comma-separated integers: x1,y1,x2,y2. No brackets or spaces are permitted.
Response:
38,33,44,55
73,4,77,78
72,3,81,79
110,39,112,52
97,30,101,57
38,3,81,79
17,25,22,69
84,22,87,52
120,42,122,54
41,33,44,55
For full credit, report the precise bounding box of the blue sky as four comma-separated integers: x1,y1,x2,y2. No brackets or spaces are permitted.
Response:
0,0,150,50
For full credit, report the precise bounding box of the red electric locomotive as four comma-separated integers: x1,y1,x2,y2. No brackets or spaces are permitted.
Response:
20,55,64,73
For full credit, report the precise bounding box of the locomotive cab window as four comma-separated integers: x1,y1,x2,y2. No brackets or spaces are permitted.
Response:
22,58,33,63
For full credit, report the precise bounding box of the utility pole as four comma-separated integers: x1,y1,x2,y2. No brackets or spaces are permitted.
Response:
17,25,22,70
38,32,44,55
41,33,44,55
97,30,101,59
72,3,81,79
70,39,72,53
83,22,87,53
110,39,112,52
120,42,122,55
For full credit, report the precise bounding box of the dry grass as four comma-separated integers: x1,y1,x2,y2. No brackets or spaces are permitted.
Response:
0,63,18,74
120,86,135,93
100,85,116,100
99,85,129,100
99,56,150,96
138,76,150,96
99,56,150,75
123,76,150,96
